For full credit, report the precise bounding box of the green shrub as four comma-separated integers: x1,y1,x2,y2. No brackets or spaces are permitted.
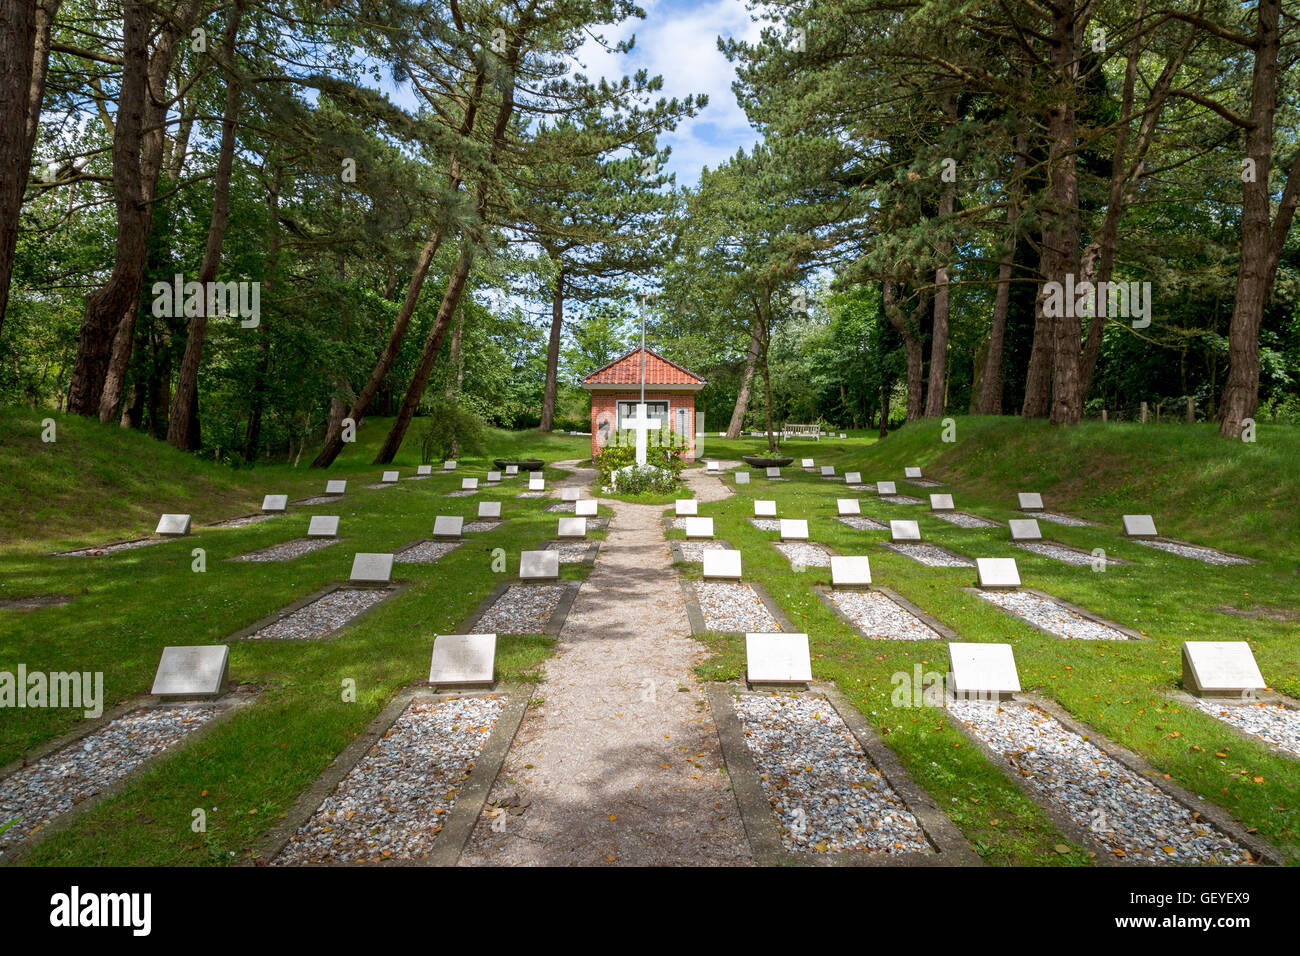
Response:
417,397,487,463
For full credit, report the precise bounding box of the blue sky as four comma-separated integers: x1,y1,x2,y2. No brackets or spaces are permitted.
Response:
573,0,765,186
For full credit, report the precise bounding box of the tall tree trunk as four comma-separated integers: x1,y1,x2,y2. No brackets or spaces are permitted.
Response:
924,94,957,419
1023,285,1054,419
446,305,465,457
539,265,564,432
883,281,926,421
373,245,476,464
1219,0,1297,438
976,136,1027,415
878,382,890,438
244,164,280,463
98,307,136,421
1045,0,1083,426
727,310,763,438
167,0,245,449
760,308,776,453
67,0,196,415
0,0,59,339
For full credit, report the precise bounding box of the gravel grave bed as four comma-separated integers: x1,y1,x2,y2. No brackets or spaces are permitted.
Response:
748,518,781,532
676,540,730,562
828,590,941,641
208,513,276,529
231,538,338,562
247,588,392,640
975,590,1129,641
444,489,478,498
693,582,779,632
545,542,592,563
906,478,943,488
0,706,216,856
543,502,575,513
1015,541,1096,566
836,515,887,531
273,695,505,865
394,541,461,564
845,484,869,492
934,512,999,529
57,537,164,557
516,491,545,499
948,700,1257,864
1135,539,1251,565
884,543,973,567
881,495,925,505
463,520,502,533
294,495,342,506
470,584,566,634
363,482,396,489
734,695,931,855
774,542,832,569
1192,700,1300,758
1030,511,1093,527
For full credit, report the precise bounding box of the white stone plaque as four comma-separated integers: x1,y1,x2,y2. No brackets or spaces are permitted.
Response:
754,500,777,517
837,499,861,516
462,478,479,491
444,460,457,471
845,472,861,484
1181,642,1266,698
830,556,871,589
801,459,815,468
1123,514,1158,538
675,499,698,516
428,633,496,687
1018,492,1043,511
382,470,399,483
779,519,809,541
478,501,502,519
155,514,191,536
876,481,896,495
702,549,742,579
433,515,464,537
821,465,835,477
486,471,502,482
350,553,394,583
766,467,781,479
575,499,597,516
417,465,432,476
326,479,347,494
735,472,750,485
1008,519,1042,541
557,517,587,538
975,557,1020,589
308,515,339,538
929,494,954,512
529,476,545,491
746,633,812,685
890,520,920,542
948,642,1021,698
904,467,922,479
685,517,714,538
262,494,287,512
520,550,559,579
151,645,229,698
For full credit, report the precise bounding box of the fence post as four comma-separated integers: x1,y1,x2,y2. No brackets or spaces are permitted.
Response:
1186,396,1195,423
1140,401,1149,424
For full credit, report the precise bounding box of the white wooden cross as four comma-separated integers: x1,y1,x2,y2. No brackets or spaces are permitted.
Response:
625,402,660,467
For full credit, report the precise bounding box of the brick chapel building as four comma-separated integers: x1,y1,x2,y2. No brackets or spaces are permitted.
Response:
581,347,706,462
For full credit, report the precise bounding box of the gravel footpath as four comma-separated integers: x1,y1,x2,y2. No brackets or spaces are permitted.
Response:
976,590,1128,641
1136,539,1251,565
884,543,974,567
948,700,1257,864
470,584,566,634
934,512,999,529
694,582,779,632
395,541,461,564
828,590,941,641
774,542,832,569
1031,511,1093,527
0,706,216,856
1015,541,1095,566
1193,700,1300,758
735,695,931,854
461,461,751,866
836,516,887,531
231,538,338,562
247,588,392,640
273,696,505,864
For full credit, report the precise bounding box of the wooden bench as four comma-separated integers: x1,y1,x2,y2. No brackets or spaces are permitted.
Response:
782,423,822,440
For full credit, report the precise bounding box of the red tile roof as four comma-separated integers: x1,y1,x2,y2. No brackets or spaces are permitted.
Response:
582,347,706,386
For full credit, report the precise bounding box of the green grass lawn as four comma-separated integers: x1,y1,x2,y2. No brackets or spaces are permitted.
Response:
2,410,1297,866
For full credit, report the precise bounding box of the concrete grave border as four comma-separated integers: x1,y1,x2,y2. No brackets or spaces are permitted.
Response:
458,580,582,637
0,687,260,864
227,581,409,642
678,578,794,635
706,683,980,867
250,687,529,868
813,585,959,642
961,586,1144,641
944,693,1282,866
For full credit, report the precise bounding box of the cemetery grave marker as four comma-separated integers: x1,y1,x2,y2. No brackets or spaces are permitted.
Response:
746,633,812,687
151,645,229,698
845,471,862,484
444,460,457,471
801,458,815,469
350,553,395,584
766,466,781,479
461,478,479,491
574,499,598,517
155,514,191,536
326,479,347,495
557,517,587,538
1182,642,1266,698
779,519,809,541
506,465,518,476
308,516,340,538
820,465,835,477
433,516,464,538
529,476,545,492
428,634,496,689
262,494,288,512
675,499,698,516
837,499,861,516
382,471,399,484
735,472,750,485
703,549,742,580
478,501,502,519
685,517,715,538
486,471,502,483
904,467,922,479
520,550,560,579
1018,492,1043,512
876,481,896,495
948,642,1021,699
754,500,777,517
830,556,871,589
1008,518,1043,541
1122,514,1158,538
975,557,1021,589
417,465,432,477
890,520,921,542
706,461,721,473
929,494,955,512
